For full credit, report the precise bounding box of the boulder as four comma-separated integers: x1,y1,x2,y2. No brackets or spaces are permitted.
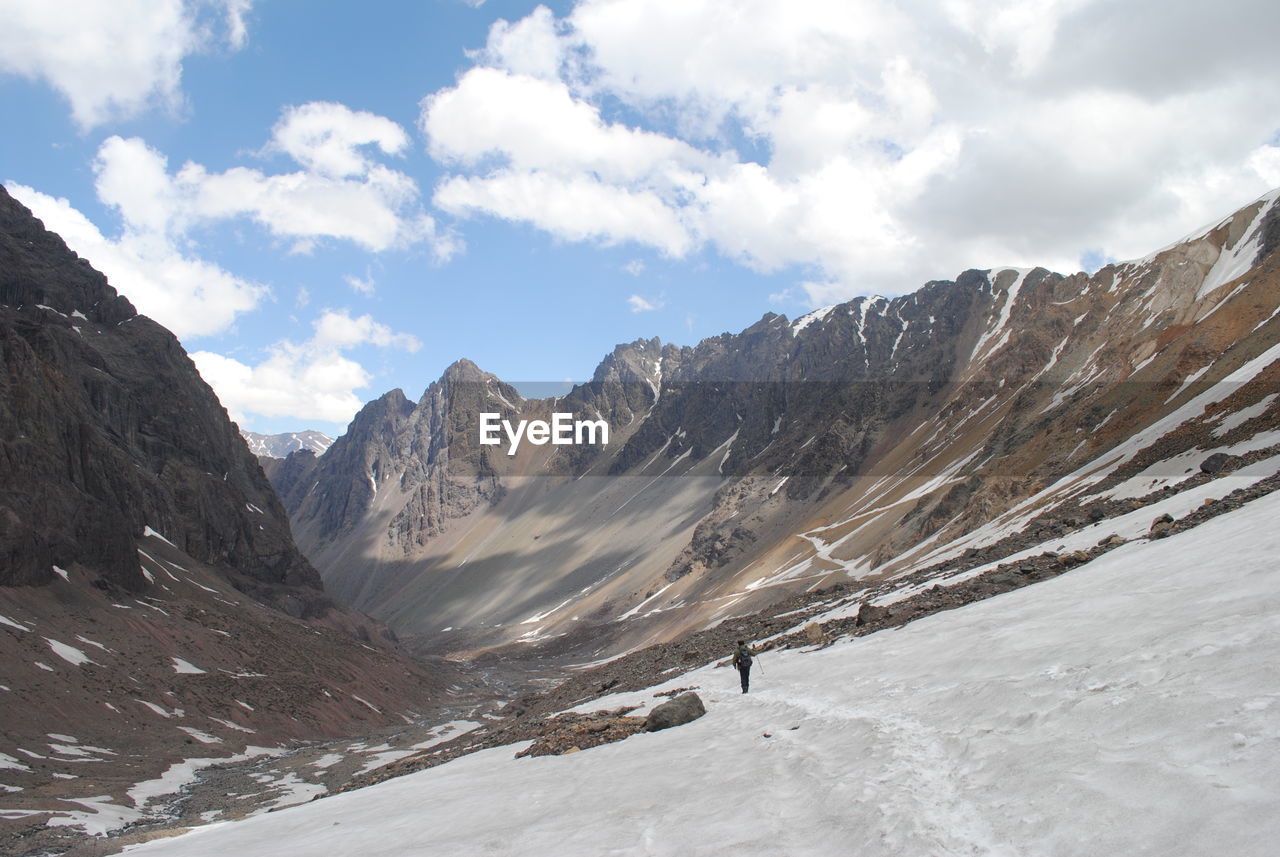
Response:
645,692,706,732
1200,453,1232,474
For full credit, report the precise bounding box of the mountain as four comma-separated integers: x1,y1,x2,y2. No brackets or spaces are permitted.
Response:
242,430,334,460
0,185,453,850
273,188,1280,662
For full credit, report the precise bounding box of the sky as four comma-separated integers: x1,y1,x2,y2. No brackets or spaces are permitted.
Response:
2,0,1279,436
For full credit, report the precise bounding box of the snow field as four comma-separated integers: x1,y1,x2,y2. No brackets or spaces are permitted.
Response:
122,490,1280,857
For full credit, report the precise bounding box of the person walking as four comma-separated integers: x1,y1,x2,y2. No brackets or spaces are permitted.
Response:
732,640,753,693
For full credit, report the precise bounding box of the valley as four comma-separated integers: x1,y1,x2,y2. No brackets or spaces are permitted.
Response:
3,183,1279,855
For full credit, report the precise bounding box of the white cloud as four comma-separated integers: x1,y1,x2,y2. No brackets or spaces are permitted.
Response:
192,310,421,425
269,102,410,179
312,310,420,351
7,183,265,339
0,0,252,129
477,5,563,80
224,0,252,50
627,294,661,312
436,169,692,256
421,0,1280,305
424,67,711,182
1248,144,1280,187
88,104,456,258
345,274,376,296
7,100,455,342
623,259,645,276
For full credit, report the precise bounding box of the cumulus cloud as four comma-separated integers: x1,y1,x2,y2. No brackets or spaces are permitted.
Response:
421,0,1280,303
0,0,251,129
191,309,421,425
95,104,457,257
8,101,455,340
475,4,563,80
269,102,410,178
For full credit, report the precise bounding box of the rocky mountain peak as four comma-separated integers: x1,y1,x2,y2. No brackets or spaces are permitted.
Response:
267,187,1280,664
0,185,323,600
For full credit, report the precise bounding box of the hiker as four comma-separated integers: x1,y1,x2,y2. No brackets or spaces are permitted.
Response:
732,640,753,693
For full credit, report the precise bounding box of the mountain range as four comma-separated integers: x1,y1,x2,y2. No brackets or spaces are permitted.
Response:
268,189,1280,663
3,179,1280,852
241,430,334,461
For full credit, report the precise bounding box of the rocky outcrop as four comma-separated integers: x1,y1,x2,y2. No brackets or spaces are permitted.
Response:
644,691,706,732
0,185,321,607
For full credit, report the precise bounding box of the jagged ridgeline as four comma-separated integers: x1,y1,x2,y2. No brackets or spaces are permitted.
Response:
270,191,1280,661
0,185,321,605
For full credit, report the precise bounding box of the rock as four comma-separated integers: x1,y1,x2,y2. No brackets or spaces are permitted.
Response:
1151,513,1175,529
645,692,706,732
0,186,321,603
1200,453,1232,474
854,603,887,628
804,622,829,645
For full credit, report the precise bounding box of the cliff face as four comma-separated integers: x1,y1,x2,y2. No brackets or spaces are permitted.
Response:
0,185,319,607
0,185,461,835
276,189,1280,659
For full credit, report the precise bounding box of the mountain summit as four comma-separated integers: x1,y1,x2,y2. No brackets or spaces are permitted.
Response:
273,189,1280,661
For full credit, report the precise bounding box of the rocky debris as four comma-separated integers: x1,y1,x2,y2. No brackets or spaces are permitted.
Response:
804,622,831,645
644,692,706,732
515,709,647,758
1064,550,1092,566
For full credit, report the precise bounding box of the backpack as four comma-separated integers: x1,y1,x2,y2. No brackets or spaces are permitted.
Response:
734,645,753,667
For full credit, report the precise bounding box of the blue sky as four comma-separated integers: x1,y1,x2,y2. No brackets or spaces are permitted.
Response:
3,0,1279,436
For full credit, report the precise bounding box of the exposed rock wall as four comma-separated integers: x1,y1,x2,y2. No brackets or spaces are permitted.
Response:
0,185,320,607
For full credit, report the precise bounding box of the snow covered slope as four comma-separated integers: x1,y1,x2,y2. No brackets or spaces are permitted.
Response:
241,430,334,459
123,488,1280,857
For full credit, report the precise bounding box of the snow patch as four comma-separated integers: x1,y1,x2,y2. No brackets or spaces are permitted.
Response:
0,614,32,632
46,638,94,666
